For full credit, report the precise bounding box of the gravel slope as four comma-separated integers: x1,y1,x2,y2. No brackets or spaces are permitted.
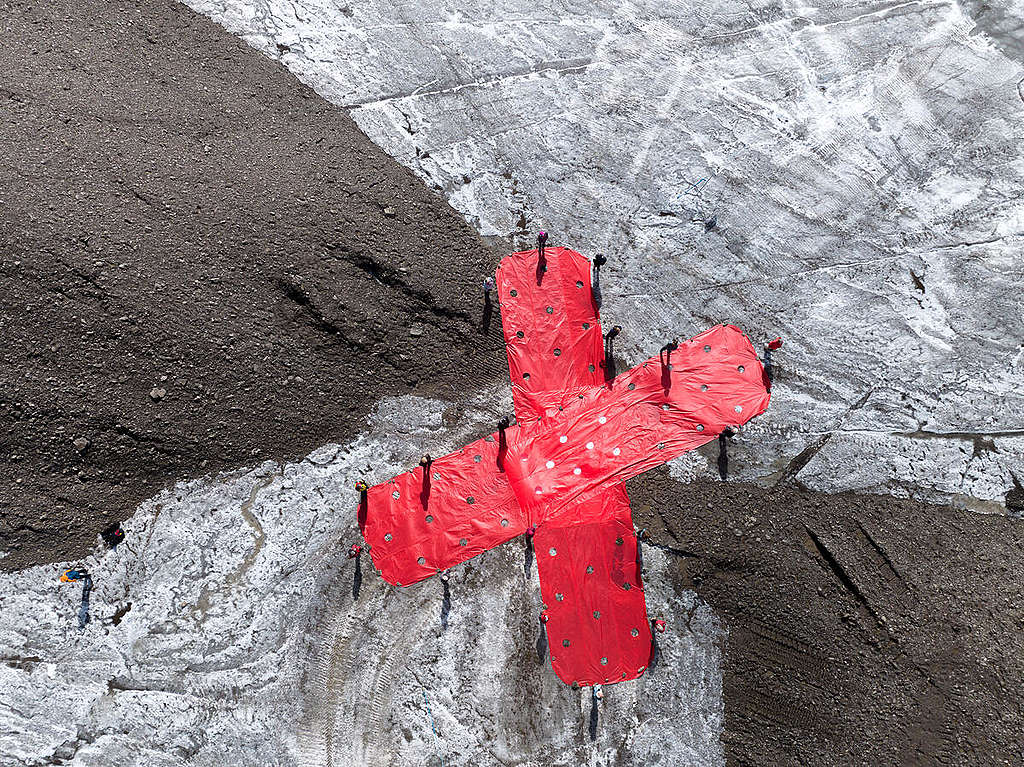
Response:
1,0,508,570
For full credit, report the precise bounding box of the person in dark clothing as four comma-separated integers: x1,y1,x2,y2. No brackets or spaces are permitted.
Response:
524,525,536,573
763,337,783,388
589,686,600,741
61,568,89,583
497,416,510,471
60,568,92,630
355,480,370,528
349,543,363,600
659,338,678,390
718,427,736,481
78,573,93,630
419,454,433,507
440,570,451,630
591,253,607,308
649,617,666,669
536,231,548,282
536,610,549,663
603,326,622,381
100,522,124,549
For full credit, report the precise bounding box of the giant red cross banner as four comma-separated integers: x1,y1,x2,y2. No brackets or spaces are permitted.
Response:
358,245,771,687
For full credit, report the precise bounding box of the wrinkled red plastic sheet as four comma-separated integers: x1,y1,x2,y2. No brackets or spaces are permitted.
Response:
496,246,604,421
360,246,771,685
361,321,768,581
535,486,654,686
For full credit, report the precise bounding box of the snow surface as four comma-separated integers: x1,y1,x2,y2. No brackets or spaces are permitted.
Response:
181,0,1024,509
1,391,724,766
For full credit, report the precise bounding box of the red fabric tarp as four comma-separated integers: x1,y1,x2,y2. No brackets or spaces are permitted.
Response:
534,487,653,686
360,246,771,685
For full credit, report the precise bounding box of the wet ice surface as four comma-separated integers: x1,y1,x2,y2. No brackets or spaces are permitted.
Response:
183,0,1024,510
1,392,724,766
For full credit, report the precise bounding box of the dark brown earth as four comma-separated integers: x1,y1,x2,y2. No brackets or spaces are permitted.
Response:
0,0,510,570
4,1,1024,765
630,471,1024,766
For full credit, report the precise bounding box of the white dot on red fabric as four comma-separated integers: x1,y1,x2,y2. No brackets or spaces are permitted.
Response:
546,460,555,469
549,548,557,556
559,435,567,443
734,405,743,413
535,487,543,495
612,447,621,456
598,416,607,424
573,467,581,475
586,442,594,450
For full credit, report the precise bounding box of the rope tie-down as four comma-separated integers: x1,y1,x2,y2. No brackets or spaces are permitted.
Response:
357,244,773,687
422,688,446,767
